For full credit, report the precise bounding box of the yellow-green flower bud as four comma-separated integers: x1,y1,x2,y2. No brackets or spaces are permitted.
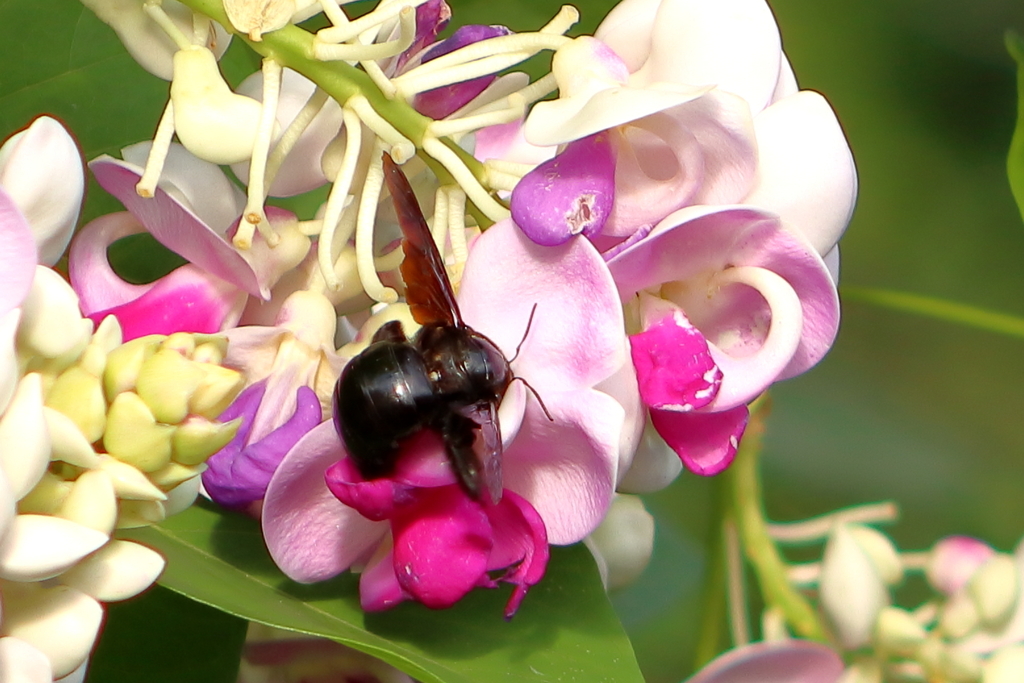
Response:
117,499,166,528
103,392,176,472
968,554,1019,630
148,461,206,489
103,335,161,400
43,407,101,469
135,348,206,424
189,363,244,419
57,470,117,535
96,455,167,501
172,416,241,466
18,472,73,515
45,365,106,443
874,606,927,657
161,332,197,357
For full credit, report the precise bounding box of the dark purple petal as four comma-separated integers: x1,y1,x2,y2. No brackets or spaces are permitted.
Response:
394,0,452,72
391,485,493,609
650,405,748,476
511,133,615,246
204,384,322,508
412,25,512,119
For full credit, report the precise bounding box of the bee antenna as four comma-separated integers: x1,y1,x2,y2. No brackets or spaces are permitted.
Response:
509,304,539,364
512,376,554,422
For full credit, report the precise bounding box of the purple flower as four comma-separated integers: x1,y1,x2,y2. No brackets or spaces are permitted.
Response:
261,220,639,613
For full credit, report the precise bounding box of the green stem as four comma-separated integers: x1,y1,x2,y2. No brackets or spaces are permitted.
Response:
841,286,1024,340
693,477,728,669
726,397,828,642
173,0,497,226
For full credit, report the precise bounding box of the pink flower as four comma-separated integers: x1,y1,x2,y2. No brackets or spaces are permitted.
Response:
262,219,636,614
685,641,844,683
607,205,839,476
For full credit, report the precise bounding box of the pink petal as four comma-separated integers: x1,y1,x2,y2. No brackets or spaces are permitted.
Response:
607,205,839,393
86,264,246,341
685,640,844,683
0,186,38,316
502,391,623,544
391,485,492,609
927,536,996,596
458,219,627,394
90,156,265,298
325,457,411,521
603,90,757,237
649,404,748,475
68,212,153,316
630,307,721,411
262,422,387,582
359,546,408,612
473,120,555,167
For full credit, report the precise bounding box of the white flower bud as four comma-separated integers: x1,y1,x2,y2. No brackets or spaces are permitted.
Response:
0,636,53,683
585,494,655,590
0,515,107,582
0,117,84,266
969,554,1020,630
1,584,103,678
820,523,891,649
17,267,93,360
0,373,49,499
985,645,1024,683
59,540,165,602
874,606,927,656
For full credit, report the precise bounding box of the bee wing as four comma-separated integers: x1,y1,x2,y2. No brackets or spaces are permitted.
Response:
381,153,461,327
458,401,503,505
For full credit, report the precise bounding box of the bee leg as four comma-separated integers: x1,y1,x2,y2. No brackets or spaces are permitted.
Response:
437,412,483,501
371,319,408,343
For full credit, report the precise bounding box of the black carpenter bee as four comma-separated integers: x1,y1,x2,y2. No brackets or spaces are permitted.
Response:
332,153,514,504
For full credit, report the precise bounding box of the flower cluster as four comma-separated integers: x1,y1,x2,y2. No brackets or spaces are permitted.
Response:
0,118,245,681
61,0,853,623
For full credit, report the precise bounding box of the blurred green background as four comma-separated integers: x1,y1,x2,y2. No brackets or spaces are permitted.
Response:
3,0,1024,681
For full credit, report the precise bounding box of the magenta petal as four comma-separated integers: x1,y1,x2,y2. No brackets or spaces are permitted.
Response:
649,404,748,476
325,457,410,521
0,186,39,316
87,264,246,341
90,156,265,298
484,490,549,618
413,25,512,119
262,422,388,582
511,132,615,246
685,641,844,683
391,485,492,609
630,309,721,411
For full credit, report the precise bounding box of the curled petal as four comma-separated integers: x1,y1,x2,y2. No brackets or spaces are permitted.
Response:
90,156,265,298
391,485,492,609
649,405,748,475
0,187,38,316
69,212,153,316
262,422,387,582
0,516,107,582
503,392,623,545
608,206,840,399
0,117,83,266
85,264,246,341
511,132,615,246
458,219,626,393
484,490,549,618
743,91,857,256
204,384,322,508
685,640,844,683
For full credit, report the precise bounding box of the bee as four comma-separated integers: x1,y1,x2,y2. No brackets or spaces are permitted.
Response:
332,153,512,503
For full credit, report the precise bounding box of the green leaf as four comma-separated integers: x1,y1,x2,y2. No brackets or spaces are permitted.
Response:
121,500,644,683
87,584,247,683
1006,30,1024,224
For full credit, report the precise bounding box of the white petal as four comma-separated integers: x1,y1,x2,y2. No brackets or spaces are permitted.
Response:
162,473,201,518
744,91,857,256
121,143,245,235
59,540,165,601
0,117,84,266
16,267,93,360
0,374,50,499
617,418,684,493
44,408,101,469
593,0,662,72
0,309,20,415
0,636,53,683
820,524,889,649
0,515,108,581
2,585,103,679
0,471,15,547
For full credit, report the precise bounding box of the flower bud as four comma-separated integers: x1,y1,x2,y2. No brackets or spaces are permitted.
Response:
874,606,927,656
135,347,206,424
103,334,161,399
103,392,176,472
148,461,206,489
56,469,117,535
0,514,107,582
17,267,93,360
968,554,1020,630
820,523,891,649
940,590,982,639
928,536,996,596
848,524,903,586
45,366,106,443
96,456,168,502
17,472,72,515
0,373,49,498
170,47,266,164
59,539,166,602
189,363,246,419
117,499,166,528
985,645,1024,683
43,407,101,469
173,416,241,465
